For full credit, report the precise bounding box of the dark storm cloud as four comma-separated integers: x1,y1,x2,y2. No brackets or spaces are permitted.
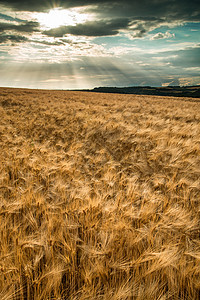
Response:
0,21,40,33
0,0,199,21
44,18,131,37
0,34,65,45
0,33,28,43
1,1,199,40
0,12,24,22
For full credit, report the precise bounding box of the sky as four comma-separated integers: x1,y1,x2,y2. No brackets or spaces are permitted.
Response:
0,0,199,89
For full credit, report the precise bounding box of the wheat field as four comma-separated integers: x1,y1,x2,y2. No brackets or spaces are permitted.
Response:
0,87,199,299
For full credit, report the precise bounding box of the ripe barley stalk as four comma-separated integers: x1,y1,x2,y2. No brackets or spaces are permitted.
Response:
0,87,199,299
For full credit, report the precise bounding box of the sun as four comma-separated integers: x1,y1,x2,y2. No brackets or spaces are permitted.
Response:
35,7,88,29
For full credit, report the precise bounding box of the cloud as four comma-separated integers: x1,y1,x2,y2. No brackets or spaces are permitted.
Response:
0,1,199,40
150,31,175,40
1,52,199,89
162,79,180,87
0,57,166,88
0,0,199,21
0,21,40,33
0,12,24,22
43,18,130,37
179,76,200,86
0,0,48,12
0,33,28,43
153,46,200,68
166,46,200,68
0,1,199,89
31,39,66,46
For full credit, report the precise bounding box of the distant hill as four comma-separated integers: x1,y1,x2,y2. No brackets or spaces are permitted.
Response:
83,85,200,98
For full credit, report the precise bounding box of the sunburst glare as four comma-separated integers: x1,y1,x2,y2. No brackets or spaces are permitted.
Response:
34,7,89,29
